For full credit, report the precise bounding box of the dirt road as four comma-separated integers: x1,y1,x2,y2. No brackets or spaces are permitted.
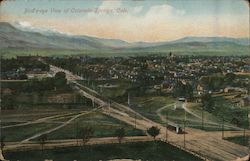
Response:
5,136,153,152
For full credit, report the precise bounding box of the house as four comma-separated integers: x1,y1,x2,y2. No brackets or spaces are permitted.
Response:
17,56,40,61
240,96,250,106
1,88,13,95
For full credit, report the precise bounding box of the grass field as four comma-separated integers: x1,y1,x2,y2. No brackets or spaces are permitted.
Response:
2,109,145,142
46,111,145,140
2,122,61,142
225,136,249,147
130,95,241,131
5,141,203,161
78,79,132,99
1,46,249,59
130,96,175,124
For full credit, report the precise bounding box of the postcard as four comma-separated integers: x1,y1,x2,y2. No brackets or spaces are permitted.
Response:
0,0,249,161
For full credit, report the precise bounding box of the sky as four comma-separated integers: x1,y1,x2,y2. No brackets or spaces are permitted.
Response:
0,0,249,42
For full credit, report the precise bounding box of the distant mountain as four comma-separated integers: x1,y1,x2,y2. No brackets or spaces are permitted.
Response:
171,36,249,46
0,22,249,56
0,22,131,50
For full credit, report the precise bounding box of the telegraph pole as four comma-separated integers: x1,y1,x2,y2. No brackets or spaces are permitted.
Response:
75,120,79,146
92,98,95,108
184,109,186,148
128,92,130,106
134,113,137,128
108,100,111,116
222,117,224,139
184,119,186,148
166,111,168,141
202,108,204,130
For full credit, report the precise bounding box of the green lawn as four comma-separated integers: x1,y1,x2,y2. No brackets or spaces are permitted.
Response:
130,96,241,131
183,103,238,131
130,96,175,124
5,141,203,161
45,111,145,140
225,136,249,147
78,79,132,99
2,123,61,142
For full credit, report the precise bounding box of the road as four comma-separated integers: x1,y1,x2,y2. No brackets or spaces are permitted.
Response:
5,136,153,152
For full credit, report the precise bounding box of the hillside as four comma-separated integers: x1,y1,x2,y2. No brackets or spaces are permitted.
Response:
0,22,249,57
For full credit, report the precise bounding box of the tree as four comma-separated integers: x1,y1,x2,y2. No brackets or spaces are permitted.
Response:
19,74,28,80
172,81,193,99
78,127,94,147
115,128,125,144
201,93,215,112
184,82,193,100
172,81,184,97
38,134,47,152
147,126,160,140
2,96,15,110
0,136,5,152
224,73,236,85
54,72,67,89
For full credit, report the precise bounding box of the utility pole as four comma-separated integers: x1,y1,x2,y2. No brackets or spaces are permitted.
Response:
184,119,186,148
134,113,137,128
75,120,79,146
222,117,224,139
243,111,248,143
202,107,204,130
92,98,95,108
108,100,111,116
166,111,168,141
128,92,130,106
184,109,186,148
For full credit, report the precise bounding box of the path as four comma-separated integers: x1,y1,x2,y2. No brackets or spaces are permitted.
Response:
20,108,98,144
1,112,78,129
5,136,153,152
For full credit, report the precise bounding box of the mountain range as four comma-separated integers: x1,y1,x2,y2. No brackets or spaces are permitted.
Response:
0,22,249,56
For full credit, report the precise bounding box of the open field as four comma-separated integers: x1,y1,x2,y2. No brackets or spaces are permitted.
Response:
2,122,61,142
1,108,145,142
184,102,241,131
1,109,83,121
4,141,203,161
43,111,145,140
130,96,175,124
77,79,132,99
225,136,250,147
130,96,244,131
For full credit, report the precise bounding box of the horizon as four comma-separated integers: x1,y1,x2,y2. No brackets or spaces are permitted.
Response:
0,0,249,42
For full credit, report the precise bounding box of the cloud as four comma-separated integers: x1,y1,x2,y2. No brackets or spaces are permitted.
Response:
2,2,248,42
132,6,143,14
98,0,122,9
11,20,70,35
14,21,31,27
61,3,248,42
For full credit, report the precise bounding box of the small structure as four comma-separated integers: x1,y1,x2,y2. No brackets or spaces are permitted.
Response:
0,149,8,161
174,97,186,110
167,122,183,134
241,96,250,106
